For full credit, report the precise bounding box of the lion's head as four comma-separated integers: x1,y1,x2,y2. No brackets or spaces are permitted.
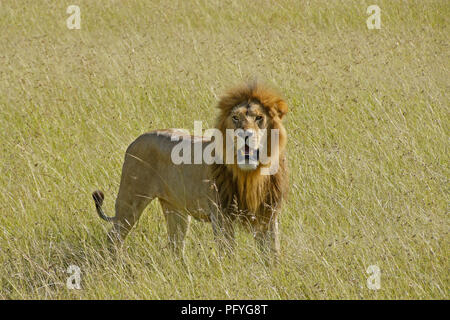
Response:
215,81,288,172
212,81,289,221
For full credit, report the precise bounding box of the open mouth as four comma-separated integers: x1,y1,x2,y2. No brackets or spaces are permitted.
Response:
237,144,259,170
243,145,259,161
235,130,260,170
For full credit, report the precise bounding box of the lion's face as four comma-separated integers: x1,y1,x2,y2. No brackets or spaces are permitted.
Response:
216,82,288,175
223,100,270,171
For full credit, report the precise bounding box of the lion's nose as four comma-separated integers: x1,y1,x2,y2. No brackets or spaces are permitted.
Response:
244,130,254,145
237,129,253,137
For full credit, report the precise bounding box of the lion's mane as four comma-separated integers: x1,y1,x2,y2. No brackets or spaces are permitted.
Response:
211,82,289,228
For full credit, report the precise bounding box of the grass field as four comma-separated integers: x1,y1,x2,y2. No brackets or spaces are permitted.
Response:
0,0,448,299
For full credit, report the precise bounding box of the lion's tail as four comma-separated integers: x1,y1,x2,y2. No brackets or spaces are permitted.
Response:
92,190,115,222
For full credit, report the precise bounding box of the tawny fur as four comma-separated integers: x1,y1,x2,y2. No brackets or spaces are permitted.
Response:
92,81,289,260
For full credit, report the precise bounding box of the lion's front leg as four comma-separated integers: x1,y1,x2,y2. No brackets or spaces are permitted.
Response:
210,209,235,256
255,214,280,265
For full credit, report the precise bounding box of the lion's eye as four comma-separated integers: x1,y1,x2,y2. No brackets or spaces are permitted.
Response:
255,115,263,122
232,116,239,123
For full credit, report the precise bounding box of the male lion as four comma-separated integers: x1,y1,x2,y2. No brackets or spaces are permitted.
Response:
92,82,289,261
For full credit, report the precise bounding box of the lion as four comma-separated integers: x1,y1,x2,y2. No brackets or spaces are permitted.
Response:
92,81,289,262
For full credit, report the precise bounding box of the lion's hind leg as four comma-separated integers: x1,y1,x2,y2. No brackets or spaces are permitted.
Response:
160,202,190,258
107,191,153,250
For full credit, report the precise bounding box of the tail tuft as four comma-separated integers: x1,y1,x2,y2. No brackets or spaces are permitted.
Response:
92,190,104,207
92,190,114,222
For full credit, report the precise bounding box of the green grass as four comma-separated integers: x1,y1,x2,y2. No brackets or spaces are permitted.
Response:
0,0,448,299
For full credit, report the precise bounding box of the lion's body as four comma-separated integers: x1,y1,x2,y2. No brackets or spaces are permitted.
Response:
92,82,289,261
119,130,215,222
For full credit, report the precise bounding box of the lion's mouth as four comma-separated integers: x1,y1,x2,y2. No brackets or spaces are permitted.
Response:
237,144,259,171
242,144,259,160
234,130,260,171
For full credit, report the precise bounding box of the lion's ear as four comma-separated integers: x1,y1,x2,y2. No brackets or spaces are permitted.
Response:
276,100,288,120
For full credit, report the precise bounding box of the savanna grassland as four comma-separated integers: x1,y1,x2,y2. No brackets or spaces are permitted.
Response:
0,0,448,299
